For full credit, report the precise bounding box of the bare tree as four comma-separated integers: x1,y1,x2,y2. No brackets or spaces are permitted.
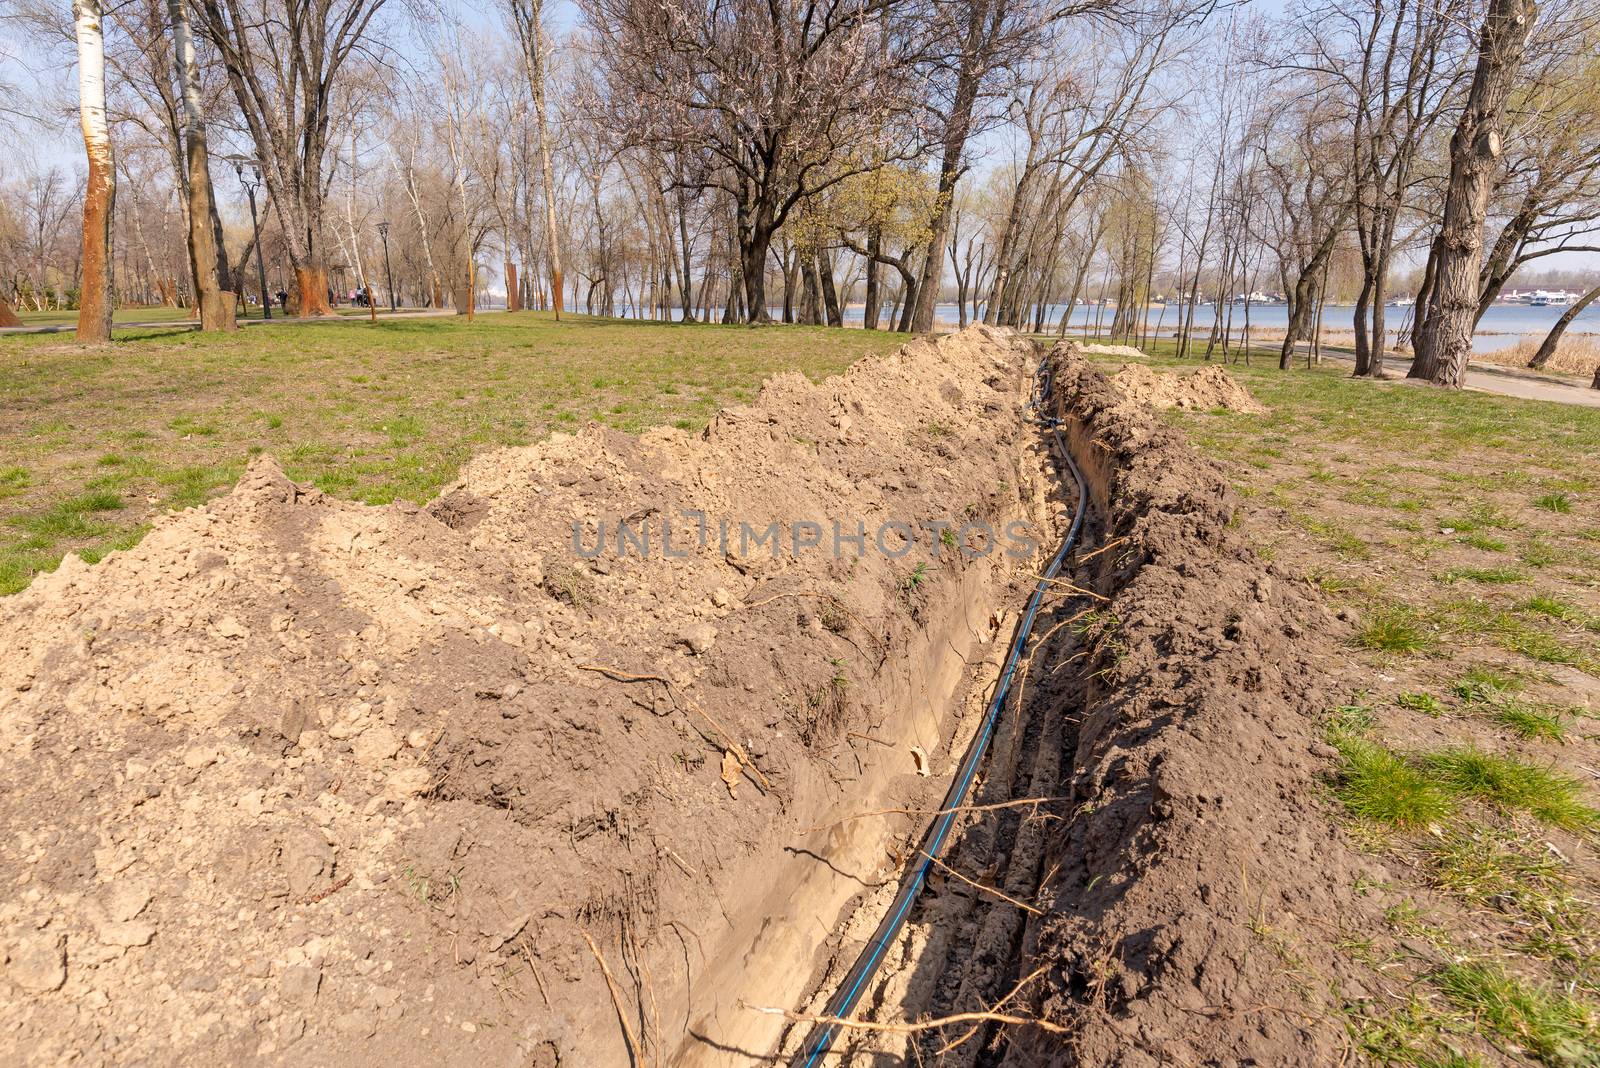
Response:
507,0,563,320
582,0,922,323
1410,0,1538,387
196,0,388,316
1254,93,1350,368
1288,0,1465,377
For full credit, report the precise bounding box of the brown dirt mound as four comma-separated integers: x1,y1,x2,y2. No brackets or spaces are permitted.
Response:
1110,360,1268,413
0,325,1066,1065
1005,343,1380,1063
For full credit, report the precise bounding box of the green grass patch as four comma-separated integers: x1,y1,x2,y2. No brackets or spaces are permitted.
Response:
1442,565,1526,585
1341,995,1485,1067
1396,691,1446,716
1533,492,1573,514
1354,606,1434,655
1459,532,1509,552
1434,961,1599,1066
1331,736,1456,829
8,492,124,540
1492,701,1569,743
1297,512,1372,559
1519,594,1580,621
1423,748,1598,832
1440,503,1521,534
1453,664,1523,702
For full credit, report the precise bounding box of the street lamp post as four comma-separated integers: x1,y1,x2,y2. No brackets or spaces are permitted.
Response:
377,221,396,312
233,160,272,319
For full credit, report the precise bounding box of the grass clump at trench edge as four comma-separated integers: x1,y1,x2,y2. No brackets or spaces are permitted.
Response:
1327,709,1598,834
1491,701,1569,743
1332,735,1457,828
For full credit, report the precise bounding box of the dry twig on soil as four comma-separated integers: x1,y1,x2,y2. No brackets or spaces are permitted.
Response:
581,928,645,1067
578,663,771,791
300,874,352,905
1077,535,1129,563
920,849,1043,915
1036,574,1109,601
935,965,1052,1055
801,796,1062,834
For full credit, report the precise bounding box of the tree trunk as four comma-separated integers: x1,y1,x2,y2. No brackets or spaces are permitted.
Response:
170,0,235,332
512,0,563,321
798,250,821,325
896,274,918,333
1352,278,1374,374
1592,366,1599,391
1280,231,1339,370
1408,232,1443,347
780,247,797,323
819,250,842,327
505,260,521,312
74,0,115,345
1528,283,1600,369
738,220,774,325
295,266,332,317
863,229,881,330
1410,0,1537,389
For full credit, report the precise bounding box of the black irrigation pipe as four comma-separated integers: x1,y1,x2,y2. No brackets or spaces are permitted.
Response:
793,353,1090,1066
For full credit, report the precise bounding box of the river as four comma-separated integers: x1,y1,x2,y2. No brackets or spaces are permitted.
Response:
605,298,1597,352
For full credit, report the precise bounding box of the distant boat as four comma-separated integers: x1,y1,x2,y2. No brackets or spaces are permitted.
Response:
1387,296,1415,308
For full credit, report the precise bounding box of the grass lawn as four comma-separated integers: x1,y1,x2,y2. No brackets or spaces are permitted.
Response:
1082,340,1600,1065
0,312,906,594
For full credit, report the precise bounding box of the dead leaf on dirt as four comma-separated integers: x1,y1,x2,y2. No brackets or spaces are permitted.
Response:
910,746,930,776
721,750,740,798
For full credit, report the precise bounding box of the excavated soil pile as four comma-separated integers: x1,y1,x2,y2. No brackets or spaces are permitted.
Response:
1110,361,1268,413
0,326,1065,1066
1077,343,1148,360
1004,342,1379,1063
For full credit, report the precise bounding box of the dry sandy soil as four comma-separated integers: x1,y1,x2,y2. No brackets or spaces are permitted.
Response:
0,326,1067,1065
6,328,1590,1066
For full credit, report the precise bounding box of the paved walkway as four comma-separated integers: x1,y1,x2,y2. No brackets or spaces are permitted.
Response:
1309,346,1600,409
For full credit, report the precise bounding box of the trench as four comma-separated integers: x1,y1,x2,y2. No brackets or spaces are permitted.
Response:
661,345,1083,1066
661,342,1113,1067
777,359,1098,1067
722,350,1111,1068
